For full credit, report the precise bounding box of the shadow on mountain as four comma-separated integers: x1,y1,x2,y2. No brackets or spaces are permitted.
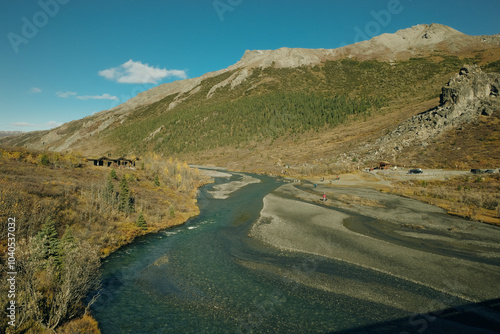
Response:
332,298,500,334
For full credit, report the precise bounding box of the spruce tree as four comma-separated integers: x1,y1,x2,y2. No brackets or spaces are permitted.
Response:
40,154,50,166
136,213,147,230
118,176,132,213
57,225,76,266
104,176,114,205
38,218,59,260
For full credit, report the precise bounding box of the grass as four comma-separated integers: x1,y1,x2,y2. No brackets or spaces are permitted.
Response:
1,55,472,157
0,147,208,332
395,110,500,169
391,174,500,225
2,54,499,177
0,148,207,256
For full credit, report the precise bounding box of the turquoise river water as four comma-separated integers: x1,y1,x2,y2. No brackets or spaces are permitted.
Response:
90,172,499,333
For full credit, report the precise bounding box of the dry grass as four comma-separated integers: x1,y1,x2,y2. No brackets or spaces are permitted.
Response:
56,314,101,334
181,99,440,176
0,148,206,257
0,147,208,331
391,174,500,226
336,194,385,208
397,111,500,169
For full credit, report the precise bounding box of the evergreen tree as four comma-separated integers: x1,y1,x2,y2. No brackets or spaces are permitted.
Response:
136,213,147,230
118,176,132,213
104,176,114,205
57,225,76,266
37,218,59,260
110,168,118,180
154,175,160,187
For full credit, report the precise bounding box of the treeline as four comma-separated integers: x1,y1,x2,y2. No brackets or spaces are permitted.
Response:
105,56,478,156
109,92,386,155
166,92,386,153
0,148,204,333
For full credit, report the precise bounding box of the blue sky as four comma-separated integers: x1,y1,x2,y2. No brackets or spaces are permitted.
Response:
1,0,499,132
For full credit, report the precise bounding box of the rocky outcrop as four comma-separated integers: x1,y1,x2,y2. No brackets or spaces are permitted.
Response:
373,65,500,158
440,65,498,108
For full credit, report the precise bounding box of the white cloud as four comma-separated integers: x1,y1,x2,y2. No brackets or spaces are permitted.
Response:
46,121,63,128
11,122,36,128
76,93,118,101
10,121,62,130
98,60,187,84
30,87,42,94
56,91,77,98
56,91,116,101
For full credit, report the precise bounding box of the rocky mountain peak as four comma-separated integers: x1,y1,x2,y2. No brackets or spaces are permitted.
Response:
101,24,495,117
236,47,333,69
3,24,498,157
394,23,464,42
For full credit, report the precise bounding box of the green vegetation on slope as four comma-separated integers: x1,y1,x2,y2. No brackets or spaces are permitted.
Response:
108,92,386,154
102,56,477,156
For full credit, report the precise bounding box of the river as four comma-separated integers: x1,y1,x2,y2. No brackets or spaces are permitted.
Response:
91,171,500,333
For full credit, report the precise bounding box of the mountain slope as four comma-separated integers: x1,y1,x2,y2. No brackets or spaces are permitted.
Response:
2,24,500,172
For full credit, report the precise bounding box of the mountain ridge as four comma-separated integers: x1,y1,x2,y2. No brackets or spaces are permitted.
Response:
2,23,500,171
97,23,500,118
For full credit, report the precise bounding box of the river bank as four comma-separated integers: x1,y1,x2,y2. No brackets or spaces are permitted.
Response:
90,168,500,333
0,148,213,333
249,178,500,317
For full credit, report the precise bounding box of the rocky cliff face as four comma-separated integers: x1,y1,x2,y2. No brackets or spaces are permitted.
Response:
373,65,500,159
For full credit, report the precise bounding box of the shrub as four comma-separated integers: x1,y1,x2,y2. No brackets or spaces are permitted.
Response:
40,154,50,166
56,314,101,334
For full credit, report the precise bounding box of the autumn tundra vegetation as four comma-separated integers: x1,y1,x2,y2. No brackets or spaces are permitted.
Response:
390,174,500,226
0,147,205,333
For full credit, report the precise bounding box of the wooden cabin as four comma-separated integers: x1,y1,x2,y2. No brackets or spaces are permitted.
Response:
379,161,391,170
88,156,140,168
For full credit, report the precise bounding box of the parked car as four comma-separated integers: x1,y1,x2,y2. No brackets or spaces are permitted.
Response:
470,169,483,174
408,168,423,174
484,169,495,173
